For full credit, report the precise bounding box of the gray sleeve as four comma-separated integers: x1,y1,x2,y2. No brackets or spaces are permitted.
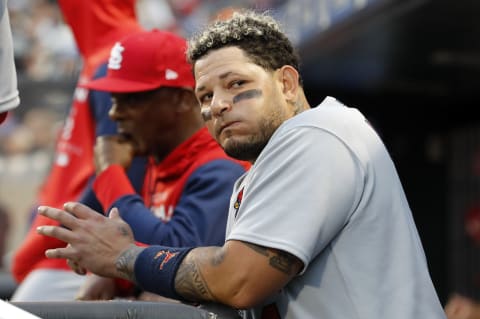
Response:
0,1,20,113
226,126,365,269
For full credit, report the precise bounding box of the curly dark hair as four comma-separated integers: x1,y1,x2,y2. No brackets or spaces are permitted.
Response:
187,10,302,84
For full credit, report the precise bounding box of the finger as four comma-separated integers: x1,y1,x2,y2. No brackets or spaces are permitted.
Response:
45,247,76,260
97,134,117,141
67,258,87,275
37,206,79,230
75,294,89,301
100,291,114,300
64,202,104,221
37,224,76,243
108,207,120,220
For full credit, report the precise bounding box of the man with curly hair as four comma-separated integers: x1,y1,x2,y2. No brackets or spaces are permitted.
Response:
37,10,446,318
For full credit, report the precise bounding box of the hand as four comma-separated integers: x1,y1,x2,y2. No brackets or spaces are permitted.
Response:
36,202,137,280
445,294,480,319
76,274,118,300
94,135,134,174
66,247,87,275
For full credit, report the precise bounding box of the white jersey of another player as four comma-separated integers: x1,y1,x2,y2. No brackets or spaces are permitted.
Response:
0,0,20,117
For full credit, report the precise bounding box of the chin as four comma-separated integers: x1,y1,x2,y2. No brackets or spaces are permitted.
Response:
224,139,265,162
133,143,148,156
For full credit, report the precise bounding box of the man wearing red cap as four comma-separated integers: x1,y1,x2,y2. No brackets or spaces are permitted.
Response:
0,0,20,124
74,29,250,300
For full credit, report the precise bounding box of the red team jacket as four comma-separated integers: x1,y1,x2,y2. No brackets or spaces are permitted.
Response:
94,128,250,247
12,0,143,283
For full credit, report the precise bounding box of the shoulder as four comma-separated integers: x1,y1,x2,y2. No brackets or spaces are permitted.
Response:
266,97,372,153
281,97,363,133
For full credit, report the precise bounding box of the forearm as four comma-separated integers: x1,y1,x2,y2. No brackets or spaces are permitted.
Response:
132,242,300,308
174,246,222,303
173,242,302,309
172,246,268,308
113,243,222,303
115,194,221,246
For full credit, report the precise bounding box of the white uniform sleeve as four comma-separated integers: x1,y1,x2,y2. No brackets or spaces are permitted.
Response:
227,126,365,270
0,0,20,113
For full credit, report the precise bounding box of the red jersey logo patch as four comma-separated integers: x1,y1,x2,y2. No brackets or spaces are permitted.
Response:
234,187,244,218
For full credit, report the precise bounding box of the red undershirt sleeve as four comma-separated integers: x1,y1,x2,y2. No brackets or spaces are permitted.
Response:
93,165,148,295
93,164,136,213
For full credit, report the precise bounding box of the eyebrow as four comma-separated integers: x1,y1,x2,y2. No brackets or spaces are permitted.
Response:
196,71,238,93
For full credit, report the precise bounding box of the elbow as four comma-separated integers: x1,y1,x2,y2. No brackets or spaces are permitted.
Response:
228,293,263,310
218,280,268,310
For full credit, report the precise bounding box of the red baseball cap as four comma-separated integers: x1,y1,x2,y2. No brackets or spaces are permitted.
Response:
82,29,195,93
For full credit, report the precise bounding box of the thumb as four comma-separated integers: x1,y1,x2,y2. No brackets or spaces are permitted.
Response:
108,207,121,220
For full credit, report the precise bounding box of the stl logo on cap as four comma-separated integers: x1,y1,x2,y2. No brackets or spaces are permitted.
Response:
165,69,178,80
108,42,125,70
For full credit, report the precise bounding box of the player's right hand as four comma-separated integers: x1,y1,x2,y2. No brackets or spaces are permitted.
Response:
94,135,134,174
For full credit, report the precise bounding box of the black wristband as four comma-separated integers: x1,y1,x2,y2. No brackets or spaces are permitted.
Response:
134,245,193,300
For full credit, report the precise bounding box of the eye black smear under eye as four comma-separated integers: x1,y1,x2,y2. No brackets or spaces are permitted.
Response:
233,89,262,104
201,108,212,121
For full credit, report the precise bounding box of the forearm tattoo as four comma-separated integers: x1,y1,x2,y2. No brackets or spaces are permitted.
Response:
174,247,222,302
244,242,297,275
115,244,145,282
173,244,298,302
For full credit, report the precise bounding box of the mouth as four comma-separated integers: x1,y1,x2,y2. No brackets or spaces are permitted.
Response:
218,121,239,136
117,128,134,142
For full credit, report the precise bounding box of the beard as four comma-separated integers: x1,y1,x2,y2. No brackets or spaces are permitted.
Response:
222,117,279,162
221,93,289,162
224,137,268,162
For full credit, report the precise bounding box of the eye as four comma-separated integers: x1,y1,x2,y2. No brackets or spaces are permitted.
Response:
199,92,213,105
230,80,246,89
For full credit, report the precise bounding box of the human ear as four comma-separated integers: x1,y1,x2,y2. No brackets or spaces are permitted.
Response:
277,65,300,102
176,89,197,113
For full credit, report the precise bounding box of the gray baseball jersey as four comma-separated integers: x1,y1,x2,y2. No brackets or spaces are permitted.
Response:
226,97,446,319
0,0,20,113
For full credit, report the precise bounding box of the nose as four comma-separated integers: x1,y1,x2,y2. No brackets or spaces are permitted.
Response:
108,100,123,121
210,94,232,118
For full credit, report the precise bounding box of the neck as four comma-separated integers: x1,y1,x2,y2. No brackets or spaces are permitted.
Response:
293,90,311,114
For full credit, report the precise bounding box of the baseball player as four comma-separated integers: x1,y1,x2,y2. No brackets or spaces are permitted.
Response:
38,10,447,319
0,0,20,124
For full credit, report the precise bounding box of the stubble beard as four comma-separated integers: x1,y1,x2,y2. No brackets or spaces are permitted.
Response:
224,137,268,162
222,96,288,162
223,118,279,162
